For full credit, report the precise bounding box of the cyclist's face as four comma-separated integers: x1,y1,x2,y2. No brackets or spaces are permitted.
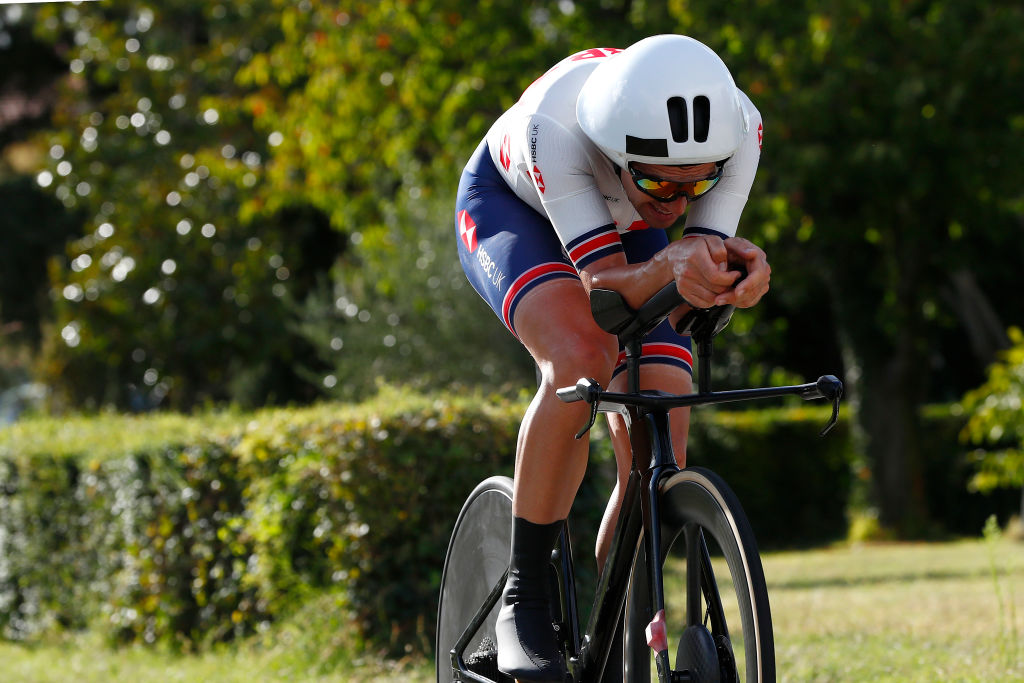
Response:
621,161,718,229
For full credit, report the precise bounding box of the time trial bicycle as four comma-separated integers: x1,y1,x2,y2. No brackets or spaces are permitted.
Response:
436,279,843,682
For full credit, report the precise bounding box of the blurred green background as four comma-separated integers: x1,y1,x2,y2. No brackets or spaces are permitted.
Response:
0,0,1022,676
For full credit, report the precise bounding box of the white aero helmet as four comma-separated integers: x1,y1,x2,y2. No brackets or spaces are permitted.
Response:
576,35,748,167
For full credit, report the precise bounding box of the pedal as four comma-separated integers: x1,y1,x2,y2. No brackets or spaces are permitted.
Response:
465,636,502,680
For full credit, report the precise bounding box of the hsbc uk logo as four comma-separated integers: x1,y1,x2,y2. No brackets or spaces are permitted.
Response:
476,245,506,291
533,165,545,194
458,210,505,289
458,209,478,253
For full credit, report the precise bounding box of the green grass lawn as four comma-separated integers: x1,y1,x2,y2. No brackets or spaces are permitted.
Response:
767,539,1023,682
3,538,1021,682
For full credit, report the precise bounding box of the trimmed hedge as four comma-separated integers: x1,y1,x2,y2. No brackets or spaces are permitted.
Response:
687,406,855,547
0,391,517,654
0,391,1008,658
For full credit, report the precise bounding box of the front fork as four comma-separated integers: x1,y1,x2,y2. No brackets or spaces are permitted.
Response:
642,464,673,680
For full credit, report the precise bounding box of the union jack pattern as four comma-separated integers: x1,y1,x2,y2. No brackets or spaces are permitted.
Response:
612,342,694,379
500,262,578,338
564,225,623,270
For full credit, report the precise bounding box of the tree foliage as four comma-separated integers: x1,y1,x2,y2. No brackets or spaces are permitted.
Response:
25,1,343,409
654,0,1024,531
0,4,81,394
962,327,1024,500
10,1,1024,531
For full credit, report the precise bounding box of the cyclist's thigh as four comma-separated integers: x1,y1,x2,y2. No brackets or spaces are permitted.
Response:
454,140,578,341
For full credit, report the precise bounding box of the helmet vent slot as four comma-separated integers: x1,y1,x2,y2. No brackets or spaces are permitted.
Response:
666,97,688,143
693,96,711,143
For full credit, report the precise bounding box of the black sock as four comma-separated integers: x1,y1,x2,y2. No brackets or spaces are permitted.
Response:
504,516,564,605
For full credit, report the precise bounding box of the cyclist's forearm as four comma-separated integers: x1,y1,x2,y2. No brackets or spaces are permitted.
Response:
580,253,672,310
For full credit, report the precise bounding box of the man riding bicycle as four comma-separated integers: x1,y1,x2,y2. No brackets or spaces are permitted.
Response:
454,34,770,680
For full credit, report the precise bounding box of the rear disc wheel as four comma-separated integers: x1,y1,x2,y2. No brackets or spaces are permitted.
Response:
436,476,515,682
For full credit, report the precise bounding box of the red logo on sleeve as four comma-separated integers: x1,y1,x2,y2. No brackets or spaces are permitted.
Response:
499,134,511,171
532,165,545,194
458,210,478,253
757,122,763,150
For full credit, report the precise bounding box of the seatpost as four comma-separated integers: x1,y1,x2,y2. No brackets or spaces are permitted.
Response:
697,336,713,395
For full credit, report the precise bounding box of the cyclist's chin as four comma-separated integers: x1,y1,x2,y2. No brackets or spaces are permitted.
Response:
639,202,683,228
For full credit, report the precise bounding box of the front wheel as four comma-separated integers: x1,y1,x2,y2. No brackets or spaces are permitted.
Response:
623,467,775,682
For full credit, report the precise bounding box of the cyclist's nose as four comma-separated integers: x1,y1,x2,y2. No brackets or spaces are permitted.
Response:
665,196,688,215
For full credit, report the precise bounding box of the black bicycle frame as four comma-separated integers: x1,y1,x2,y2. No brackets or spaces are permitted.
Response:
449,376,839,682
567,409,676,679
556,318,841,681
560,331,693,681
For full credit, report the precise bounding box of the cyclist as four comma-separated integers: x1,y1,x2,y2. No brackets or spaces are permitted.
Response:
454,34,770,680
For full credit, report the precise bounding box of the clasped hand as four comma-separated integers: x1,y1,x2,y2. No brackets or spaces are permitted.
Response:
667,235,770,309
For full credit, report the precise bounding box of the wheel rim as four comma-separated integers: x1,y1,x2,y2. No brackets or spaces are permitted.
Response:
624,468,774,682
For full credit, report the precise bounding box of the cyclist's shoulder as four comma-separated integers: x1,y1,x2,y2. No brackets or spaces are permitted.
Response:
525,47,624,92
736,89,762,143
488,47,626,150
513,46,621,115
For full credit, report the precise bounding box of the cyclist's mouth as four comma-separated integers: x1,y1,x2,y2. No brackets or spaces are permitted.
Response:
650,202,681,217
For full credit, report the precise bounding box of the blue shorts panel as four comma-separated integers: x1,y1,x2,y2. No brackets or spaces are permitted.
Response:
455,141,578,339
455,141,692,376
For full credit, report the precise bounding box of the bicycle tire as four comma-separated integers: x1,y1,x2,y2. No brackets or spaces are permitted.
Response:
623,467,775,682
436,476,515,683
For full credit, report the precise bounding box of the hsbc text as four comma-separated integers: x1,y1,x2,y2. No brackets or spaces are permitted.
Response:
476,246,506,291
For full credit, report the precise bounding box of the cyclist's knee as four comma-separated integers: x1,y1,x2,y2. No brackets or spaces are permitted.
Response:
537,334,618,389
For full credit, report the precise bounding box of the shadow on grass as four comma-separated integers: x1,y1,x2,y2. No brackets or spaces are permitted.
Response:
768,563,1024,591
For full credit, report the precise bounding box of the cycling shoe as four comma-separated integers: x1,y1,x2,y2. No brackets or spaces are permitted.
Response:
495,595,566,680
496,517,568,681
